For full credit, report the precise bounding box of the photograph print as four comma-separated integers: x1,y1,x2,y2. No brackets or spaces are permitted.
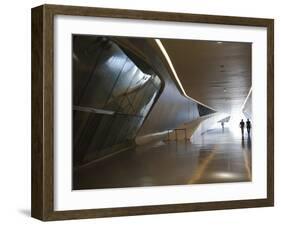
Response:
72,35,252,190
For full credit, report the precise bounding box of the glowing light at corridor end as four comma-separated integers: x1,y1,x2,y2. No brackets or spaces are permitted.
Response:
228,111,247,137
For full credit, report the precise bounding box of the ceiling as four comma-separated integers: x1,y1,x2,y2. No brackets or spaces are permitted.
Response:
161,39,252,114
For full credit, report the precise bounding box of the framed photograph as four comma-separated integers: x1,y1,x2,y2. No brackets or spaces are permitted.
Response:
31,4,274,221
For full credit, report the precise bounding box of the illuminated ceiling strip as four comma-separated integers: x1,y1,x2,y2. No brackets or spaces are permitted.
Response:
240,87,252,112
155,39,216,112
155,39,188,97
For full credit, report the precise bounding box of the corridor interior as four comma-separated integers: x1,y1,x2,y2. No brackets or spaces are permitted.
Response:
73,125,252,189
72,36,252,190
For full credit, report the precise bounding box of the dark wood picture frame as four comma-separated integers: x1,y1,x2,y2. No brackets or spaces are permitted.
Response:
31,4,274,221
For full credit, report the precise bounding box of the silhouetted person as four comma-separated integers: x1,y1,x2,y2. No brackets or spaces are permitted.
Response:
221,121,224,132
239,119,245,137
246,119,251,136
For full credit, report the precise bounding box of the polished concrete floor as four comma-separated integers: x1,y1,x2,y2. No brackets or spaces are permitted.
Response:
73,127,252,190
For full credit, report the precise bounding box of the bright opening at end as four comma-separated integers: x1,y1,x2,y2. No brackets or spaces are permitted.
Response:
228,111,248,137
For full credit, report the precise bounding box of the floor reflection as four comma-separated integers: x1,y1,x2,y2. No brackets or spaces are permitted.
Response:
73,127,252,189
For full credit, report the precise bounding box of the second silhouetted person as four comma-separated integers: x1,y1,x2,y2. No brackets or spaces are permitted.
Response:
246,119,251,136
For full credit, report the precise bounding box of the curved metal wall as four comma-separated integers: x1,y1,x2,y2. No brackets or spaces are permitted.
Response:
72,36,162,166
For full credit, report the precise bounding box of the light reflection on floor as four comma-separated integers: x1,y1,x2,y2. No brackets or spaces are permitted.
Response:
73,127,252,190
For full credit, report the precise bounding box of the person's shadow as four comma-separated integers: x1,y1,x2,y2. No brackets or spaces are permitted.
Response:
241,136,245,149
247,135,252,149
